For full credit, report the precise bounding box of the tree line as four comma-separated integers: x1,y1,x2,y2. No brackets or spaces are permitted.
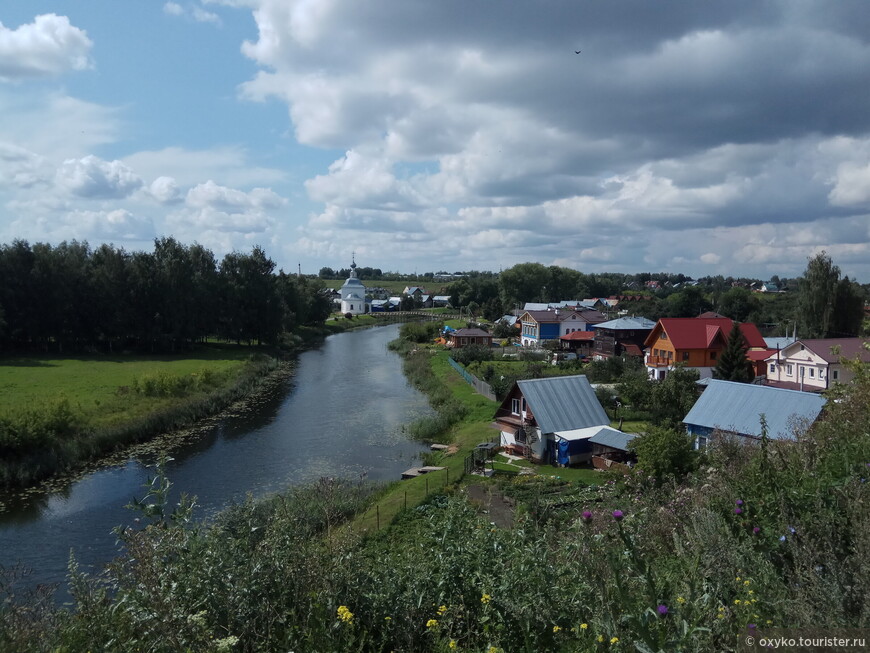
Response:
0,238,332,353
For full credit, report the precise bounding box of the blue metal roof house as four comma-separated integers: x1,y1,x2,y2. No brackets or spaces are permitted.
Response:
682,379,826,448
492,375,616,465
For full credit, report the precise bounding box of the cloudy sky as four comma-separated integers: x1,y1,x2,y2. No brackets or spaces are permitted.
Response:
2,1,870,281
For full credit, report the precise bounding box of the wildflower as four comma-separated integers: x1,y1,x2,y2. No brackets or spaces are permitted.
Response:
779,535,787,542
717,614,724,619
736,499,744,506
426,619,438,629
718,606,725,612
385,616,392,621
612,510,624,521
580,623,588,630
677,597,687,604
766,620,773,626
438,605,448,615
736,576,741,581
752,526,761,535
449,641,457,649
488,647,498,653
553,625,562,633
215,636,239,652
788,525,797,535
734,599,741,605
582,510,593,522
597,635,605,643
743,580,750,586
748,623,756,630
610,637,620,644
748,590,754,595
657,604,669,616
734,507,742,515
481,593,492,604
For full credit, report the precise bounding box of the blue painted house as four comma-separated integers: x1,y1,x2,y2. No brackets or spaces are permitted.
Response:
518,308,606,347
682,379,826,449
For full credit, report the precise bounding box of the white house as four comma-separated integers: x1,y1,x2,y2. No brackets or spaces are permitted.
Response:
764,338,870,392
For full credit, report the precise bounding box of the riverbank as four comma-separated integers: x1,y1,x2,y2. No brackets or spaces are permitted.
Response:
0,324,355,492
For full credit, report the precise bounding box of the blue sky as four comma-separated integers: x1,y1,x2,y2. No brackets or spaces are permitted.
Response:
2,1,870,281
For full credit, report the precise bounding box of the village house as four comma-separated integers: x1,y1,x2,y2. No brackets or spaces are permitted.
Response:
643,317,767,380
446,328,494,349
492,375,620,465
518,308,607,347
683,380,826,449
593,316,656,360
764,338,870,392
558,330,595,358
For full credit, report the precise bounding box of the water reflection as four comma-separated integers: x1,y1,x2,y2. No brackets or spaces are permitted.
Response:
0,324,431,596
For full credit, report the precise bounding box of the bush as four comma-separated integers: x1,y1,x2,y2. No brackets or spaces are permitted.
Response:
630,425,699,480
449,344,493,365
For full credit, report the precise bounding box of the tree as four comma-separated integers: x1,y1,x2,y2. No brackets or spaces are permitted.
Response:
714,322,754,383
717,287,760,322
664,286,712,317
650,366,700,428
797,252,864,339
631,425,698,480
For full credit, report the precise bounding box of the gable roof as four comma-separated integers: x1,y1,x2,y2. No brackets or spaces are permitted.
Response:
778,338,870,363
450,328,491,338
515,375,609,434
646,318,766,350
683,379,826,440
595,316,657,331
588,428,637,451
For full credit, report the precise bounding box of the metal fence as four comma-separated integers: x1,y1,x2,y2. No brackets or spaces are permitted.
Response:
447,357,497,401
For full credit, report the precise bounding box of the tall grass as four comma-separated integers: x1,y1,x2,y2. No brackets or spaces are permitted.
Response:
0,355,285,489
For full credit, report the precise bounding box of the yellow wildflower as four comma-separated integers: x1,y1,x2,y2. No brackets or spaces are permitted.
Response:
717,614,724,619
481,593,492,604
677,596,686,604
736,576,741,581
734,599,741,605
438,605,448,615
597,634,604,642
337,606,354,624
426,618,438,629
487,647,498,653
748,590,754,595
718,606,725,612
385,616,391,621
744,580,751,586
449,641,457,650
553,625,562,633
766,620,773,626
580,623,588,630
610,637,620,644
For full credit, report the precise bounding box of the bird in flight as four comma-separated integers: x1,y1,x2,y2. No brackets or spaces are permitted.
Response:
575,50,581,54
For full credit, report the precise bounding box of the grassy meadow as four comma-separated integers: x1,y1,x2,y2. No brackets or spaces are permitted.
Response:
0,346,284,488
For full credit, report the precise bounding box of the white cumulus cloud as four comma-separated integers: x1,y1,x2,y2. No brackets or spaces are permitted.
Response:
0,14,93,81
56,155,144,199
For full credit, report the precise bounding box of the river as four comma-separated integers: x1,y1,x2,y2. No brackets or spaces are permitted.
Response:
0,324,432,601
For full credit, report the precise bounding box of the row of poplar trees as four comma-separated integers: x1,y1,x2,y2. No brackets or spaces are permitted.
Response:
0,238,332,352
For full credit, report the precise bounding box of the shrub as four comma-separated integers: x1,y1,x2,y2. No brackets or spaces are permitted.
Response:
630,425,699,480
449,344,493,365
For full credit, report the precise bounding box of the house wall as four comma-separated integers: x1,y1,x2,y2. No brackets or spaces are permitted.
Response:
765,348,830,390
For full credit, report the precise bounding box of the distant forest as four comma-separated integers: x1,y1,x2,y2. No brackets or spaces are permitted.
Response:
0,238,332,353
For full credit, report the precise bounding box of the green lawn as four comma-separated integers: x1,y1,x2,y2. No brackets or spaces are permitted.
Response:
0,347,257,428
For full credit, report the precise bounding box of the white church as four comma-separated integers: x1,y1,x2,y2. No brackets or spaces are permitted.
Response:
340,258,368,315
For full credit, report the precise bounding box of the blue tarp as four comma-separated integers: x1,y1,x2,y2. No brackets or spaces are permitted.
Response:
557,437,592,466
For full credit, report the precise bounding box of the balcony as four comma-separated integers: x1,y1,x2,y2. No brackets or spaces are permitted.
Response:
646,355,674,367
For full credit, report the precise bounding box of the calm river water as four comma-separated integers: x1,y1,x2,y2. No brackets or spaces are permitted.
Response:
0,324,432,600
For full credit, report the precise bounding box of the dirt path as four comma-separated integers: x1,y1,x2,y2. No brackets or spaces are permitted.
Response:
465,484,515,528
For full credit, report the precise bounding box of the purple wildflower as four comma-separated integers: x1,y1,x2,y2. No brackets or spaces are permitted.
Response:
752,527,761,535
788,526,797,535
582,511,593,523
736,499,744,506
779,535,787,542
657,604,669,616
612,510,624,521
748,623,756,630
734,507,743,515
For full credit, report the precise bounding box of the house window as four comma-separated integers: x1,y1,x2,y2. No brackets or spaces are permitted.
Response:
769,363,776,374
695,435,708,450
710,351,717,360
832,369,839,381
511,398,520,415
808,368,815,378
786,364,793,376
660,332,668,340
682,351,690,361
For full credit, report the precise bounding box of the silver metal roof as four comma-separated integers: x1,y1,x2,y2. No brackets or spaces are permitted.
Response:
682,379,826,440
594,316,657,330
588,427,637,451
517,375,609,435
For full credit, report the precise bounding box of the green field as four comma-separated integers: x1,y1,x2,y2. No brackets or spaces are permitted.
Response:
0,347,255,429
